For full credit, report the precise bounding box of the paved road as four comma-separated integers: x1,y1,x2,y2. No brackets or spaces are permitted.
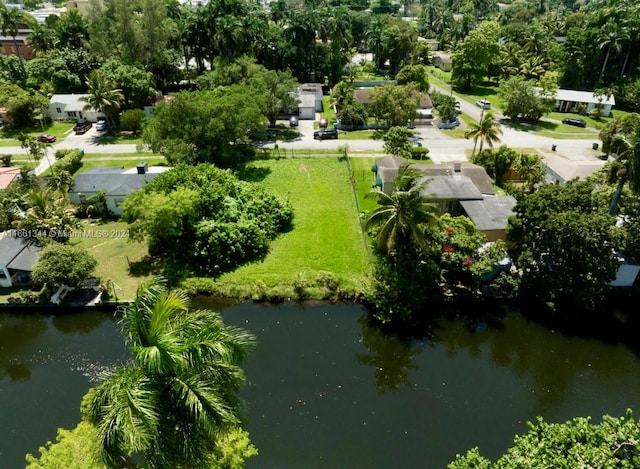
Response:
6,100,604,177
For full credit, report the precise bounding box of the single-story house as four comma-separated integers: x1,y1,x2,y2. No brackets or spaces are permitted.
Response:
297,94,316,120
554,89,615,117
373,157,516,241
0,29,34,60
418,37,439,51
143,94,175,119
68,163,170,215
298,83,323,113
432,52,452,72
49,94,105,122
0,230,40,287
0,167,21,190
354,89,433,119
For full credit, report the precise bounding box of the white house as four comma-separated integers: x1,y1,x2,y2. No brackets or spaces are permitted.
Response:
69,163,170,216
0,231,40,287
49,94,105,123
554,89,615,117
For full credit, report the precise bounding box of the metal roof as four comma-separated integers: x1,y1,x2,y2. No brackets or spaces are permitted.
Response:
555,89,615,106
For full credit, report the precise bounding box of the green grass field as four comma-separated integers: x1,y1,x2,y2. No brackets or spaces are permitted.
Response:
0,121,75,147
72,221,156,300
204,158,372,299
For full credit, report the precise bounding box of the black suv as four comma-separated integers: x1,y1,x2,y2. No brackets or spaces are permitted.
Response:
313,128,338,140
562,117,587,128
73,121,93,134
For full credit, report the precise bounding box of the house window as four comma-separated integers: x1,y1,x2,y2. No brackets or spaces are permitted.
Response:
79,194,86,202
0,270,7,280
68,111,77,117
114,198,124,207
56,107,62,113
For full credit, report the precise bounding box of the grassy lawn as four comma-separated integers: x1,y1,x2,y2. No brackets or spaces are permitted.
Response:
95,132,143,145
203,158,372,299
321,96,337,124
349,156,379,213
72,220,156,301
0,121,75,146
338,129,379,140
501,118,599,139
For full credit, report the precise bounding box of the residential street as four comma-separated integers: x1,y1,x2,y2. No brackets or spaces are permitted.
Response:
6,98,606,179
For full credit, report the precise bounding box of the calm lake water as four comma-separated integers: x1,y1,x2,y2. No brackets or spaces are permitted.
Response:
2,302,640,468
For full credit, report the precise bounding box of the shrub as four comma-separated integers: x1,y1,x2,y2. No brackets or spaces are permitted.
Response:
589,108,602,120
53,149,83,175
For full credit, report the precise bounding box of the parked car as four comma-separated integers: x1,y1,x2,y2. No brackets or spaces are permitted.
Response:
438,117,460,129
475,99,491,110
37,134,56,143
313,128,338,140
455,102,462,113
96,119,107,131
73,121,92,134
289,116,298,127
562,117,587,128
319,117,328,128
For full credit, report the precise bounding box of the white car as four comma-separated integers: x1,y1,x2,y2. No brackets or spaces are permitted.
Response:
96,119,107,131
476,99,491,110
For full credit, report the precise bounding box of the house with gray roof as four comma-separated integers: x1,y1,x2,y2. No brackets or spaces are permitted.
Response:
69,163,170,215
372,156,516,241
0,231,40,287
49,94,105,122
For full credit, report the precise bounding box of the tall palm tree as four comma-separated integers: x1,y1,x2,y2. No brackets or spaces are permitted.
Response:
80,71,124,132
0,3,32,78
606,129,640,215
465,110,503,157
365,164,440,257
83,278,256,468
597,22,629,83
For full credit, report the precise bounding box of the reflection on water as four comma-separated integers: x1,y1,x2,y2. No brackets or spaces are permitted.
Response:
2,302,640,469
0,311,127,469
355,314,424,395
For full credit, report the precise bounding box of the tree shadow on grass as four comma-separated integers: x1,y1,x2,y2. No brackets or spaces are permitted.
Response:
127,255,164,277
234,164,272,182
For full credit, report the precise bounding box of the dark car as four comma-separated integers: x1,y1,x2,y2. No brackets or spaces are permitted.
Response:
313,128,338,140
37,134,56,143
562,117,587,128
73,121,93,134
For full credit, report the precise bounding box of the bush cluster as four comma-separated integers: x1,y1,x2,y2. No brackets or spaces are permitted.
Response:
53,149,84,175
122,164,293,276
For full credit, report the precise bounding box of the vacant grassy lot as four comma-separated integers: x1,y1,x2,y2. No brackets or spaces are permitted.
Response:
203,157,372,299
72,220,155,300
0,121,74,147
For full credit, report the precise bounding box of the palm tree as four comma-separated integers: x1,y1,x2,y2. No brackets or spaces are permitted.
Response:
606,130,640,215
465,110,503,157
14,187,78,239
80,71,124,132
0,3,32,78
597,23,629,83
365,164,440,257
83,278,256,468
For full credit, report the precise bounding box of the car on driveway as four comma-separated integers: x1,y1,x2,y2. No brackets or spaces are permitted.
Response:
438,117,460,129
318,117,328,128
562,117,587,128
73,121,92,134
289,116,298,127
37,134,56,143
475,99,491,109
96,119,107,131
313,128,338,140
